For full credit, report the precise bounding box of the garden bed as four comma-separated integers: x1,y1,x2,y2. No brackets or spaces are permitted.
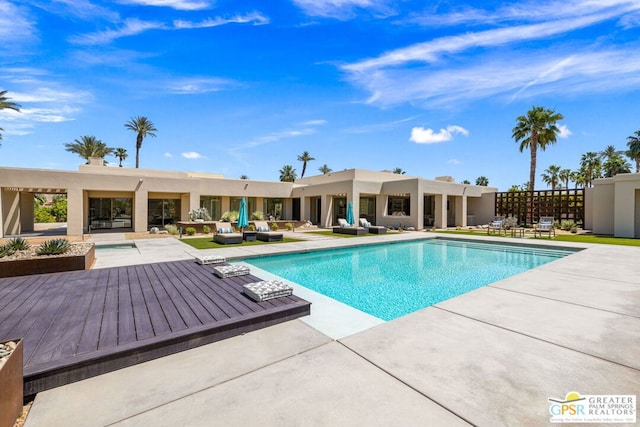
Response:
0,243,95,278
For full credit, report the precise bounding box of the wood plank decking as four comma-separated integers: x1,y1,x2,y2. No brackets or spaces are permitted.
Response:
0,260,310,396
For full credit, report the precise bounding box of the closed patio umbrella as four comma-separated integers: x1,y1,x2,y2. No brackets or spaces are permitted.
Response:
346,201,355,226
238,197,249,231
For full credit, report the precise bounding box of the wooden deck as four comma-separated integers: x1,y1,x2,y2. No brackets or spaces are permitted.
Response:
0,260,310,396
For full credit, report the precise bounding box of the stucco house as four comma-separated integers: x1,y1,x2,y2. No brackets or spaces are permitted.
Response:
0,160,498,237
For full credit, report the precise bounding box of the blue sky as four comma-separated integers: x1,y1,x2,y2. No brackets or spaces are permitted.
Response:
2,0,640,191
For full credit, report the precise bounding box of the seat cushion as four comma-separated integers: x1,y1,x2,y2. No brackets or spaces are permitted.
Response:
213,264,250,278
243,280,293,302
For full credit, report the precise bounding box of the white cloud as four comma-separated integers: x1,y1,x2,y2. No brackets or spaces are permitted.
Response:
174,12,269,29
118,0,212,11
342,116,416,134
341,1,640,107
447,159,462,165
292,0,394,19
558,124,572,139
69,18,166,45
410,125,469,144
164,152,173,157
0,0,37,51
182,151,205,159
166,77,239,94
300,119,327,126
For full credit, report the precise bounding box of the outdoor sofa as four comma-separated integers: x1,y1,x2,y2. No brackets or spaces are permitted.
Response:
359,218,387,234
333,218,368,235
213,222,243,245
254,221,284,242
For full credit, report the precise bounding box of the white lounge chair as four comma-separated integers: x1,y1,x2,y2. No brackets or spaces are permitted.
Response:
534,217,556,238
359,218,386,234
213,222,243,244
254,221,283,242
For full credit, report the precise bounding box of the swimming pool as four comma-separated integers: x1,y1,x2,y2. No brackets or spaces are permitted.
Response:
244,238,578,321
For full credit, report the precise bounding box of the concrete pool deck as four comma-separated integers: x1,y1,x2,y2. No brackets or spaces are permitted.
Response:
24,232,640,426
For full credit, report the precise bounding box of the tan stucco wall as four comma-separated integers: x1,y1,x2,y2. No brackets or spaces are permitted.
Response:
591,179,615,235
1,189,20,236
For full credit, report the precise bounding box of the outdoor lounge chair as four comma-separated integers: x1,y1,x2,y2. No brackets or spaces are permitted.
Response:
333,218,368,235
213,222,243,245
487,217,506,236
534,217,556,238
254,221,284,242
359,218,386,234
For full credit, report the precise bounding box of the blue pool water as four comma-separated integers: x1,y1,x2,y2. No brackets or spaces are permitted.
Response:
245,239,577,321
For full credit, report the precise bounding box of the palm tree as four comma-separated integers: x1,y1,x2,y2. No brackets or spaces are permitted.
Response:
240,175,248,180
64,136,113,163
626,130,640,172
599,145,623,163
392,167,406,175
541,165,561,190
603,155,631,177
559,168,572,190
475,176,489,186
512,106,564,191
114,147,128,167
297,151,315,178
318,164,332,174
571,170,587,189
124,116,157,168
279,165,297,182
579,152,602,187
461,179,471,184
0,90,21,145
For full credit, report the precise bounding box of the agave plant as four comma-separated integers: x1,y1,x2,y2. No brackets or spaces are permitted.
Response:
7,237,29,251
0,244,16,258
37,239,71,256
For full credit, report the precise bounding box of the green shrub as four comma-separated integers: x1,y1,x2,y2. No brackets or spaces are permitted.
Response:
7,237,29,251
221,211,239,222
202,225,211,234
285,222,293,231
37,239,71,256
164,224,179,235
185,227,196,236
50,198,68,221
560,220,575,231
270,222,279,231
570,225,578,233
248,224,256,231
251,211,264,220
34,207,56,223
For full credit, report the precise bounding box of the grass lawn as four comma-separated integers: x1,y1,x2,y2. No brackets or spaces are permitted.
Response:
435,229,640,247
180,236,305,250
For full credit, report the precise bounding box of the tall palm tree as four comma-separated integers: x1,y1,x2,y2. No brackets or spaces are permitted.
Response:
559,168,572,190
0,90,21,145
240,175,248,180
599,145,623,162
512,106,564,191
579,152,601,187
279,165,297,182
392,167,406,175
475,176,489,186
541,164,561,190
626,130,640,172
114,147,128,167
64,136,113,164
297,151,315,178
318,164,332,174
603,155,631,177
124,116,157,168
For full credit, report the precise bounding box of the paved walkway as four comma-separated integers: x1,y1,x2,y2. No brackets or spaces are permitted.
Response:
23,233,640,426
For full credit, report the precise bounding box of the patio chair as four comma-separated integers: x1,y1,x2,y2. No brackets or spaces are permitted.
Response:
487,217,506,236
359,218,387,234
534,217,556,238
213,222,243,245
254,221,283,242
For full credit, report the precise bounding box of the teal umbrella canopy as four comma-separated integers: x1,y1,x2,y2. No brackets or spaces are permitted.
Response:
346,201,355,225
238,197,249,229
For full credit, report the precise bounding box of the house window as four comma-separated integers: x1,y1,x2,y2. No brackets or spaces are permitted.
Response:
387,196,410,216
231,197,256,216
148,199,180,228
89,198,132,230
264,198,283,220
360,197,376,222
200,196,221,221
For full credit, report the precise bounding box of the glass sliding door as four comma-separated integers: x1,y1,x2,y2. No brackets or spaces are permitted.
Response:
89,197,133,230
148,199,180,229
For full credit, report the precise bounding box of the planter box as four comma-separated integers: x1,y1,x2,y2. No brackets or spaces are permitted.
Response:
0,339,23,427
0,245,95,278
